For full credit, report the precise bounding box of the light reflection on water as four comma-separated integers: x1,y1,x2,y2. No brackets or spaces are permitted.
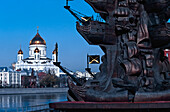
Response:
0,92,67,110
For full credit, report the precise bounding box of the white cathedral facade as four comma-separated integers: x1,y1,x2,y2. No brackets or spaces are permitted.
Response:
15,30,59,77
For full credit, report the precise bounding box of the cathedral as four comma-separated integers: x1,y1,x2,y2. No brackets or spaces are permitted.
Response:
15,29,59,76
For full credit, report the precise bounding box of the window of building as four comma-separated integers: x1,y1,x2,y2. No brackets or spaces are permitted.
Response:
166,53,169,57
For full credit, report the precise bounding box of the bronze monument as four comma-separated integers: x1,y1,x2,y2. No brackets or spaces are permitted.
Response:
58,0,170,102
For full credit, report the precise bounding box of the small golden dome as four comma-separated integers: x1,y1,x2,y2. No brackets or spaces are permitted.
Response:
18,49,23,54
52,49,56,54
34,47,40,53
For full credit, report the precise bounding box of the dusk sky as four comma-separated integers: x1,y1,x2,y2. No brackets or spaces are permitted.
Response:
0,0,169,72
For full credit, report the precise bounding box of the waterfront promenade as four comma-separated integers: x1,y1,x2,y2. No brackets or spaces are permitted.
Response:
0,88,68,95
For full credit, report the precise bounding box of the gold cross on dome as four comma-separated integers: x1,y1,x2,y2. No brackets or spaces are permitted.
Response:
37,26,39,33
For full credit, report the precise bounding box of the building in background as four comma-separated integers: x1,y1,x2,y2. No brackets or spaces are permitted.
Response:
15,28,59,77
75,71,93,79
0,67,9,87
0,67,21,87
9,70,21,88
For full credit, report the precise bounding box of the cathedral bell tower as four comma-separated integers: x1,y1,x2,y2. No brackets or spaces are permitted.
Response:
52,43,58,62
17,48,23,61
52,49,56,62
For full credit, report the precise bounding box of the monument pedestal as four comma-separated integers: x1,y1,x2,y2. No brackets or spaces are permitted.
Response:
49,101,170,112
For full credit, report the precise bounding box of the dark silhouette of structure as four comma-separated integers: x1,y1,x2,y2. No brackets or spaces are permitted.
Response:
51,1,170,105
50,0,170,111
62,0,170,102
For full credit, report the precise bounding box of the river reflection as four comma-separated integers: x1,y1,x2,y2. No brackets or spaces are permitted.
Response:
0,92,67,110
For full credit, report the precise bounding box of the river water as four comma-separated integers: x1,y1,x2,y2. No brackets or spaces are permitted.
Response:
0,92,67,111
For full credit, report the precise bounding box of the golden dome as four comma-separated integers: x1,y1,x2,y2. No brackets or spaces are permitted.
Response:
18,49,23,54
30,32,46,45
52,49,56,54
34,47,40,53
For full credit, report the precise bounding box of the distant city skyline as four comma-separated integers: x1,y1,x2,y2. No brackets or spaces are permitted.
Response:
0,0,169,72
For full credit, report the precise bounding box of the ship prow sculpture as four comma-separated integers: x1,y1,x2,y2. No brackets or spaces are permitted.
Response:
60,0,170,103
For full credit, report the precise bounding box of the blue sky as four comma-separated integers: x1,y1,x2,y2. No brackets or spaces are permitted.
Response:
0,0,103,72
0,0,169,72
